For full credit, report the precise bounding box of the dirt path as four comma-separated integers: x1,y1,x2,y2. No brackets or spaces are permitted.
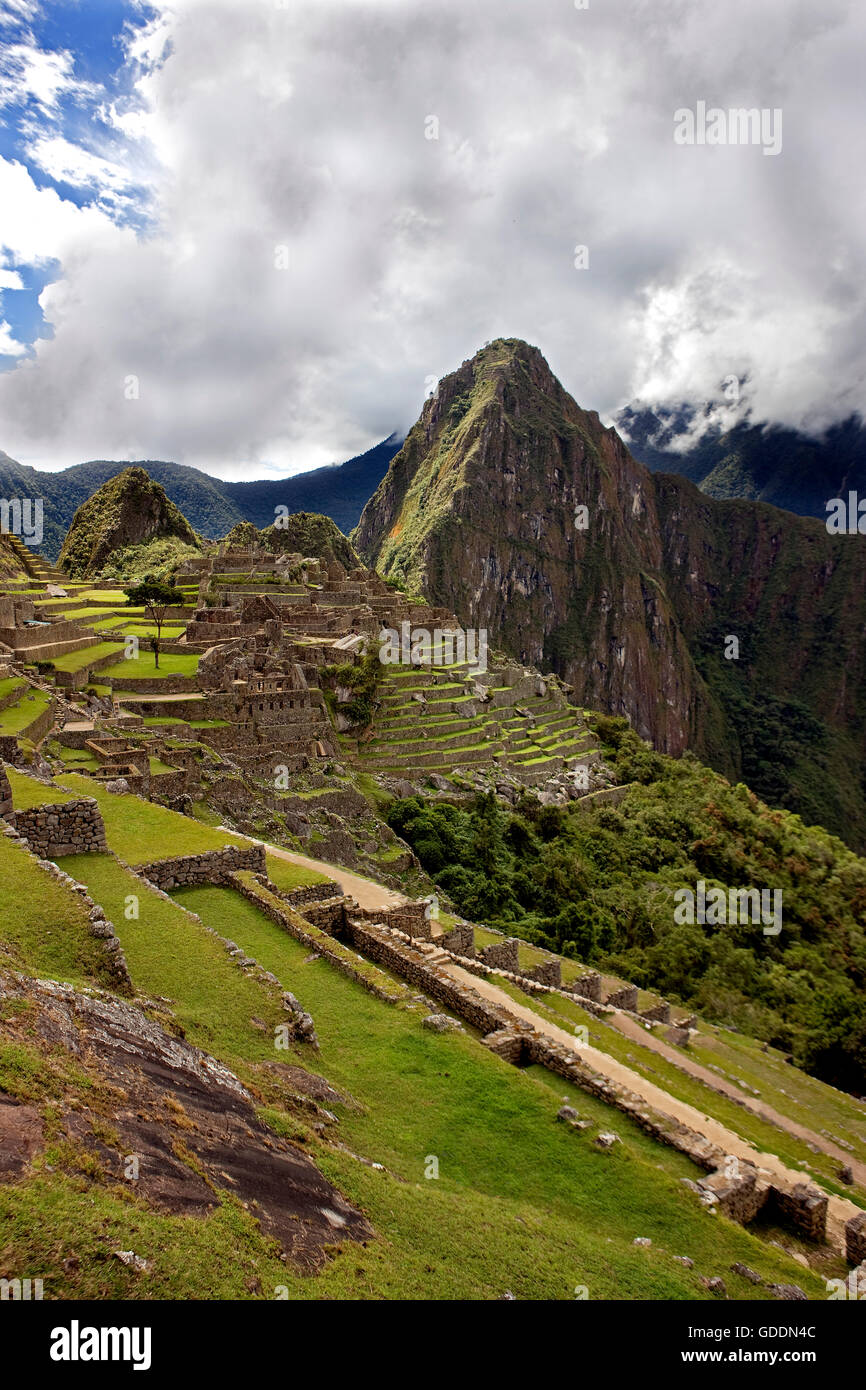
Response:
610,1010,866,1188
254,840,408,912
442,962,862,1250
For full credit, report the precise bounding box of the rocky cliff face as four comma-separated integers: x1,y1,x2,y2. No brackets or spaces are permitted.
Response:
59,467,200,577
354,339,866,846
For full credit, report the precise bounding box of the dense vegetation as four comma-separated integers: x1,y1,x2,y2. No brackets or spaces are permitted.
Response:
388,722,866,1092
58,468,200,578
320,651,382,729
222,512,359,569
99,534,200,583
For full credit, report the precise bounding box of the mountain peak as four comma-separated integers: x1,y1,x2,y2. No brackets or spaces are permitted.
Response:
58,466,200,578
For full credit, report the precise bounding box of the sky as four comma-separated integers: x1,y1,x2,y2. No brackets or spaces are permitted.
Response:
0,0,864,479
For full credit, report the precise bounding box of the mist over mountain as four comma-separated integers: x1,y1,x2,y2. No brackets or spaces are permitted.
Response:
619,405,866,520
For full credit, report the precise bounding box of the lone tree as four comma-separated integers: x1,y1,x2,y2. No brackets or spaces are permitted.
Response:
124,577,184,670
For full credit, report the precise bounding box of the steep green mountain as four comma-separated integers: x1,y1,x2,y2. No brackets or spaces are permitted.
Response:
619,406,866,520
0,437,400,561
223,513,360,569
58,467,201,578
354,339,866,849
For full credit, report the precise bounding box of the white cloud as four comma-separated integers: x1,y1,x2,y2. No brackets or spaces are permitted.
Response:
24,133,143,204
0,40,97,112
0,0,864,476
0,320,27,356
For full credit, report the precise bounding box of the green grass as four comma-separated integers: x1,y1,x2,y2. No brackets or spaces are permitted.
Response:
0,687,51,734
0,1176,297,1301
0,675,25,702
149,756,178,775
157,882,830,1300
36,773,247,863
60,855,284,1067
6,767,77,810
51,641,126,674
264,853,333,892
0,836,112,987
54,747,100,772
99,651,200,679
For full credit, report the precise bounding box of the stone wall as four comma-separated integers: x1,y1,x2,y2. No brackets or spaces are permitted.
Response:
566,972,602,1003
697,1167,767,1225
846,1212,866,1265
0,736,21,764
641,1002,672,1024
346,917,516,1034
140,843,266,890
479,938,520,971
9,798,107,857
107,674,201,695
764,1183,829,1243
528,959,561,987
356,900,433,940
0,764,11,818
605,984,639,1011
440,923,476,956
278,880,342,907
148,769,192,803
295,899,345,932
483,1027,531,1065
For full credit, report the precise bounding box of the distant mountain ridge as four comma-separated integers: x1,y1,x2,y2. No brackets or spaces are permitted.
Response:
619,405,866,519
0,436,402,561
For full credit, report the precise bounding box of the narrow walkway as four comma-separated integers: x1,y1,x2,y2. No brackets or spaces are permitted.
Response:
251,837,407,912
610,1010,866,1188
441,961,862,1251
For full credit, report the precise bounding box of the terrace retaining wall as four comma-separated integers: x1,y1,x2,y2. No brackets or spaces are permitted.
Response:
140,843,266,890
8,797,107,857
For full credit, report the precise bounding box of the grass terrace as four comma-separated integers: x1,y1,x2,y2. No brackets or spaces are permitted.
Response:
23,771,247,863
51,642,126,675
6,767,77,810
99,651,200,679
0,836,113,987
491,978,866,1209
0,688,52,735
263,852,334,893
0,676,25,701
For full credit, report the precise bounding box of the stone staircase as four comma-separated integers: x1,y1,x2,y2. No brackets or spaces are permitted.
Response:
3,534,67,585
